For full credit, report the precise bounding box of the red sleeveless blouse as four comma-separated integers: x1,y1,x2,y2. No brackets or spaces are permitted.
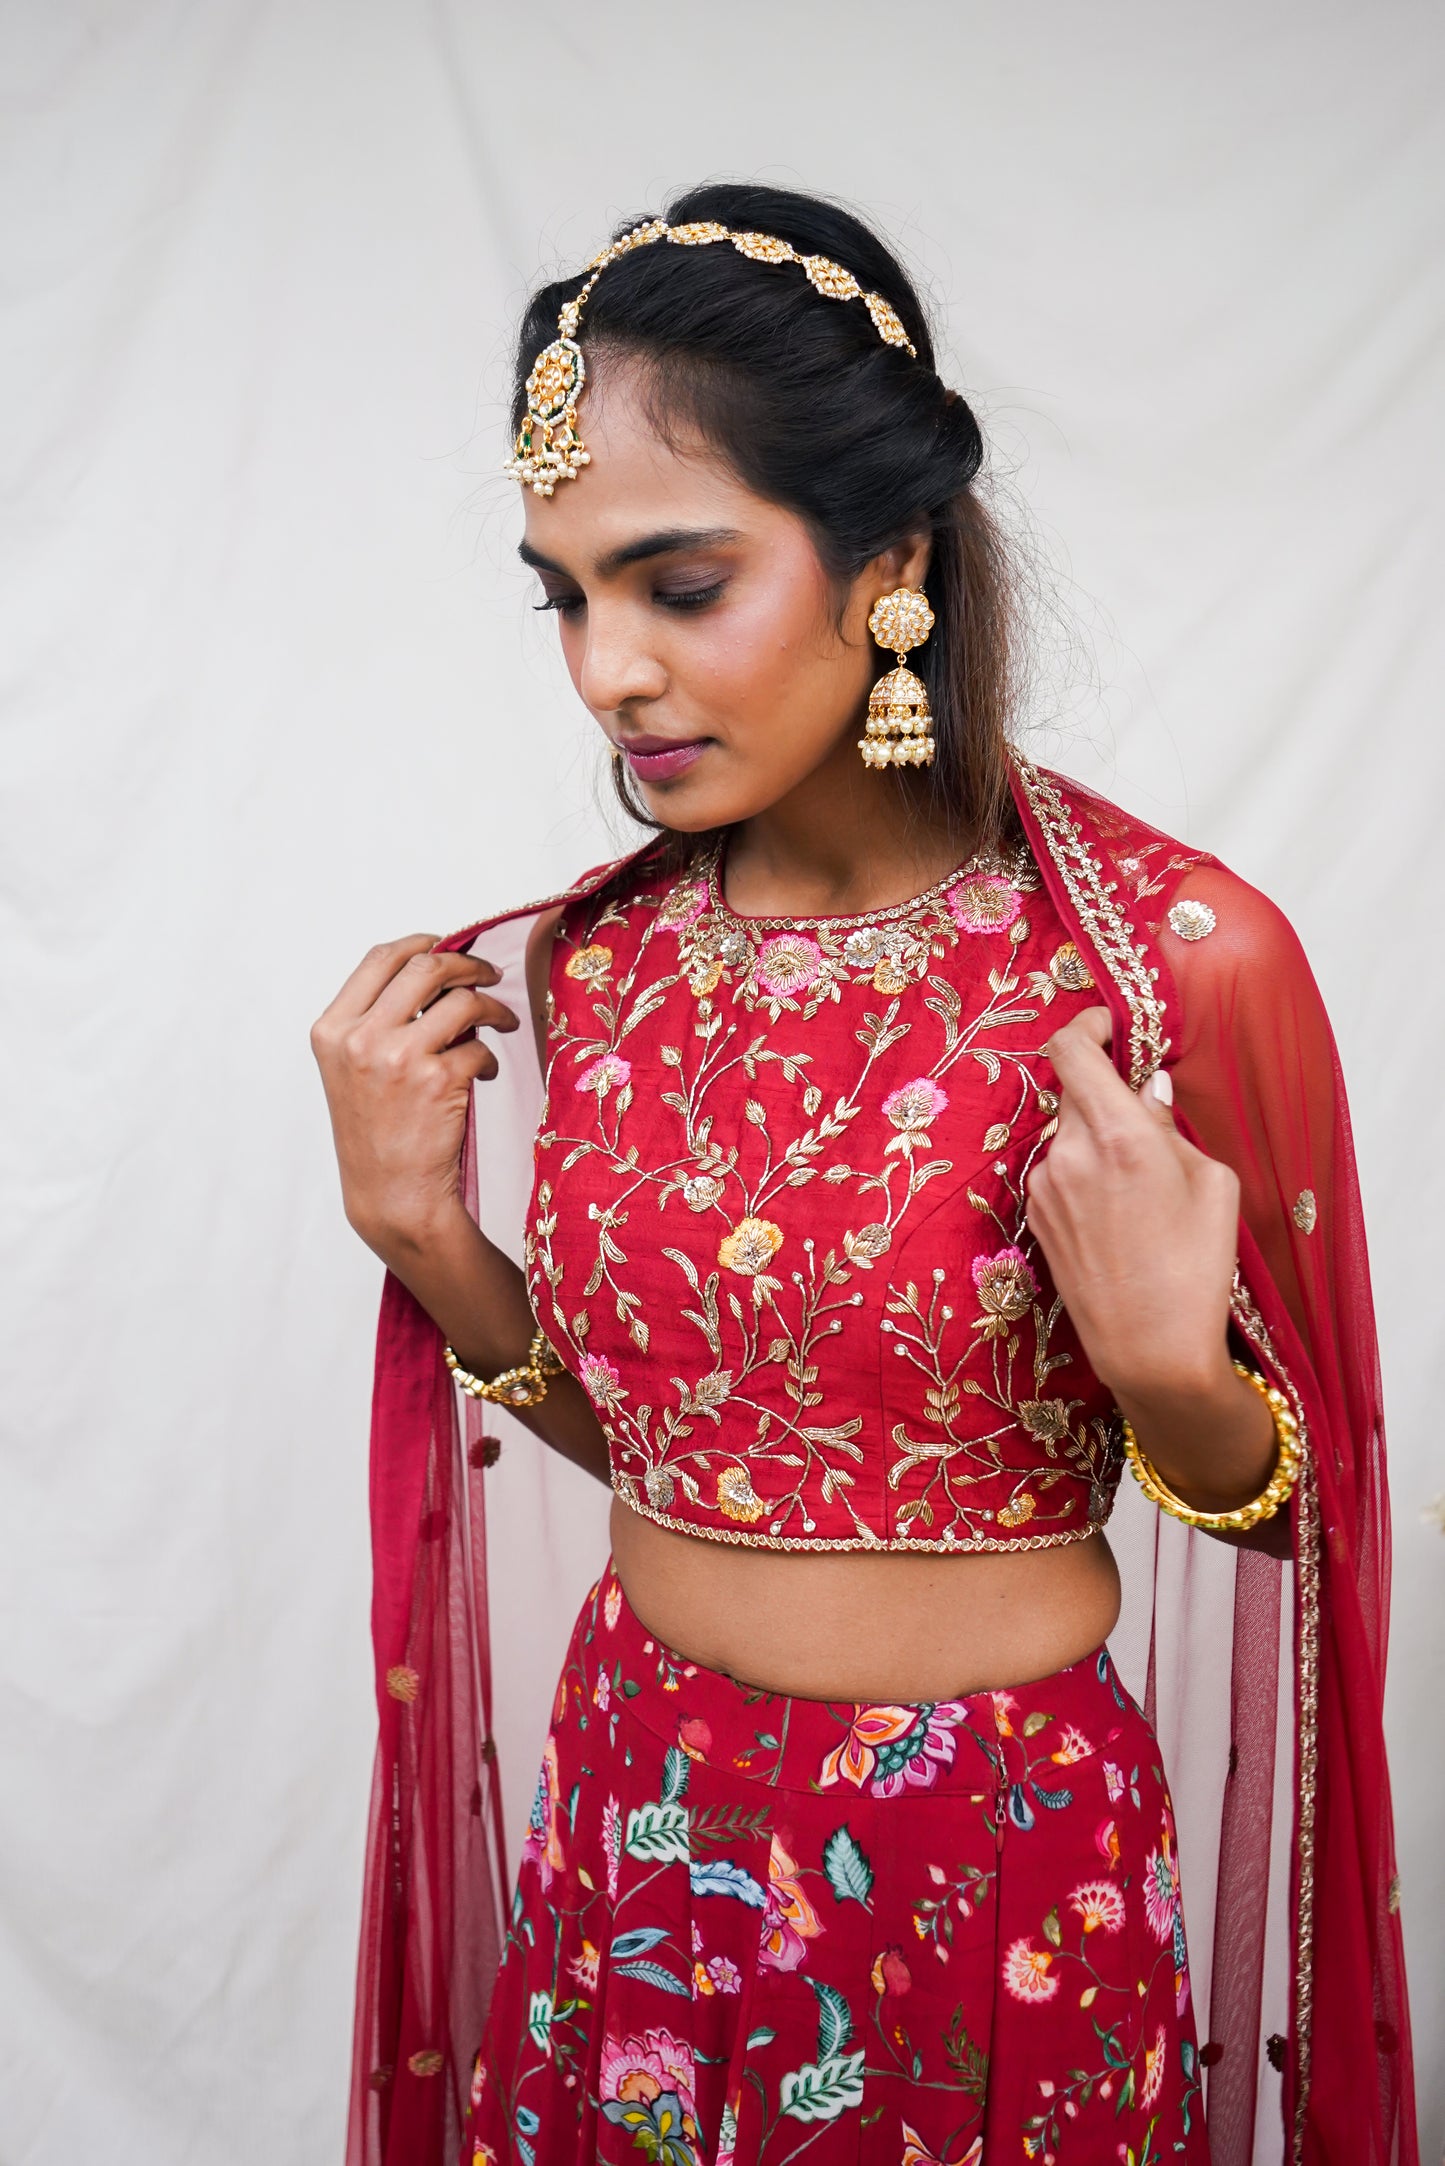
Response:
524,839,1118,1551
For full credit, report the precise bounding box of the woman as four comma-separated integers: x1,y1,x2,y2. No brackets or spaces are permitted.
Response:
313,185,1414,2166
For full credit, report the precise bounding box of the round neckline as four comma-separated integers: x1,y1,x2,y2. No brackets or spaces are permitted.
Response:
703,835,1001,933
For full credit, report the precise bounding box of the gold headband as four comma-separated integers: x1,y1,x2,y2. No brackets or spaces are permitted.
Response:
506,219,919,497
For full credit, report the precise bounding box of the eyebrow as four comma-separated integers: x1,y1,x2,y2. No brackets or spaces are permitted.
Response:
517,525,743,580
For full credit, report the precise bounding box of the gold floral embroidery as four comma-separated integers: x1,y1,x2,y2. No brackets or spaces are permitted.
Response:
1167,899,1216,942
1048,941,1094,991
565,942,614,980
529,838,1115,1551
1293,1188,1318,1235
716,1465,768,1522
717,1217,785,1275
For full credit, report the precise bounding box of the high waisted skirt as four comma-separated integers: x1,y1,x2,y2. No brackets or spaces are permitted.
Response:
465,1567,1208,2165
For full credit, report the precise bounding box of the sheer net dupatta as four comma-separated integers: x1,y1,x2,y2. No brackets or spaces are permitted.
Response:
1013,760,1415,2166
346,850,650,2166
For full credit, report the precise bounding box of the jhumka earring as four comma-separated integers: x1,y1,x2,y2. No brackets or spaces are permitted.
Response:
859,587,936,769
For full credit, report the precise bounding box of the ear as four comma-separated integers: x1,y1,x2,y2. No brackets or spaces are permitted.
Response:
860,527,934,605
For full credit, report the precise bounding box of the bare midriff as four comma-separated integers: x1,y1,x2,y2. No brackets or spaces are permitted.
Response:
610,1498,1122,1704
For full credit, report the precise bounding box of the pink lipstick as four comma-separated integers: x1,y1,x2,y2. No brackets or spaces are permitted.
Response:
620,735,710,783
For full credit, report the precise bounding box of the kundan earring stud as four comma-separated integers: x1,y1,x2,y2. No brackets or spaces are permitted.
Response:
859,587,935,768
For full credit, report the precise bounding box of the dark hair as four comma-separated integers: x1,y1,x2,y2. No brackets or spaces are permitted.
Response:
511,180,1022,851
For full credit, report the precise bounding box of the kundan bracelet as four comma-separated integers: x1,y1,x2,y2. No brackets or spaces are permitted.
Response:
1121,1360,1302,1532
444,1327,566,1410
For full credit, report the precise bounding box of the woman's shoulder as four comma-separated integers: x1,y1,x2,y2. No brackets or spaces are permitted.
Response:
1035,763,1313,989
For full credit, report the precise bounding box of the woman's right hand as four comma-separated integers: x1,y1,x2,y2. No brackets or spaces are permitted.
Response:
310,937,518,1262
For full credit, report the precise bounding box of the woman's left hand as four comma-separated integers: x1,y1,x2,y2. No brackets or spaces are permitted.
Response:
1027,1007,1275,1513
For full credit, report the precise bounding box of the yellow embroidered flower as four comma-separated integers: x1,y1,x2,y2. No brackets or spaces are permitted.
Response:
689,957,724,997
564,942,613,981
1048,940,1094,990
996,1492,1037,1529
716,1217,784,1275
716,1465,767,1522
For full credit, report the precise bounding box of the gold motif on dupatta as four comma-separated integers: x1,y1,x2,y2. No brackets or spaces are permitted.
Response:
1292,1188,1318,1235
1167,898,1217,941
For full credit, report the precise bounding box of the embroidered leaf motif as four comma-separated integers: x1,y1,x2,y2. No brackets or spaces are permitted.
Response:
1032,1784,1073,1811
688,1857,766,1908
807,1977,854,2059
822,1825,874,1907
779,2051,866,2121
624,1801,689,1862
1007,1783,1035,1831
983,1122,1012,1152
972,1048,1002,1083
611,1958,691,1996
660,1745,690,1804
610,1925,670,1960
688,1802,773,1851
943,2007,990,2098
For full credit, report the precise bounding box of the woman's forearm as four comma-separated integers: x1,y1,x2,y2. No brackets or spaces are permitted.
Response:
1115,1355,1277,1514
376,1203,611,1485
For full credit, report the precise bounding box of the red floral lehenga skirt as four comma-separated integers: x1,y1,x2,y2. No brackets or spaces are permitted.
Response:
465,1568,1208,2166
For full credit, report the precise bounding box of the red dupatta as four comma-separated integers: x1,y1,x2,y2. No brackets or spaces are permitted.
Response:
345,763,1414,2165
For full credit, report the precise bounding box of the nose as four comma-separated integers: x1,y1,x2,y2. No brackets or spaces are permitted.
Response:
576,600,668,717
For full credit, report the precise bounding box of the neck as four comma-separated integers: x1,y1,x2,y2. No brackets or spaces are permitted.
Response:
721,738,971,918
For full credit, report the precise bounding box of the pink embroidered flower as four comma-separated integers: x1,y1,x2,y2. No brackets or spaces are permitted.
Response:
902,2130,981,2166
1139,2022,1167,2109
597,2027,698,2116
1144,1836,1180,1944
520,1735,564,1893
1002,1937,1058,2001
578,1352,625,1410
1050,1724,1094,1765
971,1245,1038,1321
945,871,1022,933
658,879,709,930
575,1053,631,1095
821,1701,972,1797
882,1076,948,1131
757,1836,824,1973
601,1793,621,1901
1069,1879,1126,1934
754,933,823,999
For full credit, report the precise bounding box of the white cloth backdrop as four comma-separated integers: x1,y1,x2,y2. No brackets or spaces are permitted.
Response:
2,3,1440,2158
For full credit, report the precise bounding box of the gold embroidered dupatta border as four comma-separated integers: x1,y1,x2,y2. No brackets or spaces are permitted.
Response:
1009,752,1319,2154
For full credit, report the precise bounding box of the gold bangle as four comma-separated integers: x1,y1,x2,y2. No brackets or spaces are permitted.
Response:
1120,1360,1302,1532
444,1327,566,1410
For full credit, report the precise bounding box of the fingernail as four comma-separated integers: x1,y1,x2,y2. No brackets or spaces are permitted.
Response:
1148,1069,1174,1106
